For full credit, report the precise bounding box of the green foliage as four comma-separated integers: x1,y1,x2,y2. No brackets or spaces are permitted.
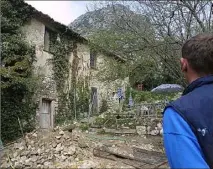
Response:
93,115,113,127
71,78,90,120
76,81,90,117
99,99,108,113
49,34,73,123
125,87,180,104
88,12,158,84
55,78,90,124
1,85,37,141
87,3,183,86
1,0,37,142
89,13,155,61
1,0,34,34
48,29,90,124
129,59,164,90
79,123,90,131
94,55,128,83
93,114,139,129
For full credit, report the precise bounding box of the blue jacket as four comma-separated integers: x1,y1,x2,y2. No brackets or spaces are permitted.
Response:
164,108,209,168
164,75,213,168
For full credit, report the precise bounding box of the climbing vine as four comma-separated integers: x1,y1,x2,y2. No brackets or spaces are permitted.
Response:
68,76,90,121
70,45,90,120
2,0,91,137
49,33,73,122
50,33,90,124
1,0,37,142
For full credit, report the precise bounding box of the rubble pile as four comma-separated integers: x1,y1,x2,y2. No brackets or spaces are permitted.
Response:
136,118,163,136
0,125,165,169
149,119,163,136
0,128,95,168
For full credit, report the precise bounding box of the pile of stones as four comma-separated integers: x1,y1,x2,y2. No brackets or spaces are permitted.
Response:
149,119,163,136
0,128,93,168
136,118,163,136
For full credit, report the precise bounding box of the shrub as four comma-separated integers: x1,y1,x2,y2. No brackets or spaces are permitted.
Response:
125,87,180,104
1,0,37,142
99,99,108,113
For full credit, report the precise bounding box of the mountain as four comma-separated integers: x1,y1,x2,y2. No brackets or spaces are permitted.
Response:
69,4,137,38
69,3,154,61
69,4,166,88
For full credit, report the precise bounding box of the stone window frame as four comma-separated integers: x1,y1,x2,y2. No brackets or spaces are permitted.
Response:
43,26,56,53
44,27,50,52
90,50,97,69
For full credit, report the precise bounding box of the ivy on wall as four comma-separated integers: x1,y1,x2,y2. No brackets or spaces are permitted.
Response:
50,33,90,124
1,0,37,142
49,33,73,122
1,0,92,141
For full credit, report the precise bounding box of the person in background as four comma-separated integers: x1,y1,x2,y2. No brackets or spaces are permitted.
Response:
163,34,213,168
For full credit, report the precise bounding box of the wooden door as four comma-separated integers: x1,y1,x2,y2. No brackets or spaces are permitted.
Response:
40,99,51,129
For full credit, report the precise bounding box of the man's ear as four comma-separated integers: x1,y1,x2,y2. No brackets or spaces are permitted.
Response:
180,58,188,72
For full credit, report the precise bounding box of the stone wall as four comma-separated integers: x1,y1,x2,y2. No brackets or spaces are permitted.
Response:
89,52,129,111
22,18,58,128
75,43,129,112
21,17,128,128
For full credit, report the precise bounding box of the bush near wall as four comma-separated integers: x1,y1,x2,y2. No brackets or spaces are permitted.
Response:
1,0,37,142
125,87,180,104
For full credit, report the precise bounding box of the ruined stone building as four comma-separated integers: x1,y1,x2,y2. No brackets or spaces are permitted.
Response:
15,0,128,129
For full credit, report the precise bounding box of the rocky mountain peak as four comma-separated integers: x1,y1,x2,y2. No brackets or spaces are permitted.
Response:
69,4,134,37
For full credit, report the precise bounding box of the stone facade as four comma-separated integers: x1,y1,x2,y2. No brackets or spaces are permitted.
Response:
76,43,128,111
21,16,128,129
22,18,58,129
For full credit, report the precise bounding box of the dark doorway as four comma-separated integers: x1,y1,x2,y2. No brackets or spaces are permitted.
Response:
91,87,98,115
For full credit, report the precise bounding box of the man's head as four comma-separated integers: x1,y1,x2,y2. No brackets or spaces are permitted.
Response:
181,34,213,83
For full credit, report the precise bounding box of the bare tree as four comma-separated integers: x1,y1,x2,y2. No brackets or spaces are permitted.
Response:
88,0,212,86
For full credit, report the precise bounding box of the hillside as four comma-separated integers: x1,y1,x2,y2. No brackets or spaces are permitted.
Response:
69,4,140,38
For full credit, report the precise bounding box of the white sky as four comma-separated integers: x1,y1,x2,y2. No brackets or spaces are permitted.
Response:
25,1,91,25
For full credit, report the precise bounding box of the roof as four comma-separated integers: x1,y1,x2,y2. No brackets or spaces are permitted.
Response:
97,47,126,63
12,0,125,62
15,0,86,43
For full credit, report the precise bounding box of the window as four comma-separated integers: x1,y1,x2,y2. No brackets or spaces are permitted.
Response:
44,27,50,51
44,27,56,52
90,50,97,68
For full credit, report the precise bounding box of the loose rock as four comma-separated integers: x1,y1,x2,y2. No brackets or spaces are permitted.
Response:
32,133,37,137
150,130,159,136
59,130,64,135
78,140,88,148
55,135,61,139
136,126,146,135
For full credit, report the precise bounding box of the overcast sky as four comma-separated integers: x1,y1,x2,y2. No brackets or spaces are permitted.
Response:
25,1,92,25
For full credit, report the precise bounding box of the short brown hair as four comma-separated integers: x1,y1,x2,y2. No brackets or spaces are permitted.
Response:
182,34,213,75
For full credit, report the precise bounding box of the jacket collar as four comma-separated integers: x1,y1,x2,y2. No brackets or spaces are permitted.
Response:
182,75,213,96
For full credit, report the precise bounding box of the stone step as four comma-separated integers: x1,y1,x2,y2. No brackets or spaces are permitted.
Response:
104,128,136,134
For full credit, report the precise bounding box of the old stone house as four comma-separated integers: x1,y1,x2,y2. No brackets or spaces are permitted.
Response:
16,1,128,129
